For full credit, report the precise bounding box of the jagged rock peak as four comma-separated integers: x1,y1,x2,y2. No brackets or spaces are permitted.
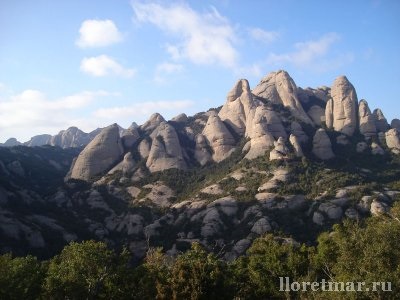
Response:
146,121,187,172
141,113,165,132
0,138,22,147
373,108,389,132
327,75,358,136
171,113,188,123
219,78,255,136
252,70,313,124
392,119,400,131
50,126,91,148
69,123,123,181
226,79,251,102
24,134,52,147
358,99,377,138
385,128,400,154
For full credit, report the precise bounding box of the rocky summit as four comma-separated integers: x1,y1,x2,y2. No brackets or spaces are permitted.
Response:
0,70,399,262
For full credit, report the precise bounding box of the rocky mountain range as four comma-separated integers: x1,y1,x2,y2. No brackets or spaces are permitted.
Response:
1,70,399,260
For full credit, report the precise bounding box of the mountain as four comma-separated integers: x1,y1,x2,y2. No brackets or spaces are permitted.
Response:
0,70,399,260
0,138,22,147
1,127,102,149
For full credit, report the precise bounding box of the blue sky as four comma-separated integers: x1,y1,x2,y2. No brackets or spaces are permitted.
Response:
0,0,399,142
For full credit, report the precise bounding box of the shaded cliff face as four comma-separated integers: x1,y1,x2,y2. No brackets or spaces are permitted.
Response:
1,70,400,260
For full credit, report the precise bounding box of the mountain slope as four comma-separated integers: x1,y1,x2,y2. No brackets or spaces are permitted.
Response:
1,70,399,260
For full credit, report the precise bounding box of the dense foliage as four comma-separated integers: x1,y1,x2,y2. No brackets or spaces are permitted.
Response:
1,202,400,299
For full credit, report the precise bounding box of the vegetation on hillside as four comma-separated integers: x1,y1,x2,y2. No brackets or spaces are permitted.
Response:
1,202,400,299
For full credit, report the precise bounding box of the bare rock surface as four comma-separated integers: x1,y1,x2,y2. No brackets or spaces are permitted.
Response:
70,124,123,181
312,129,335,160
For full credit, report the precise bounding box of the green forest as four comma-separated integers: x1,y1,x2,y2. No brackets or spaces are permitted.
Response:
2,202,400,300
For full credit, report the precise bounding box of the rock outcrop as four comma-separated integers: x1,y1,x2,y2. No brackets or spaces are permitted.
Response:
307,105,325,126
312,129,335,160
49,127,92,148
108,152,136,175
270,137,289,161
373,109,389,132
202,112,235,162
385,129,400,154
194,134,213,166
326,76,358,136
0,138,22,147
24,134,52,147
252,70,313,124
141,113,165,132
69,124,123,181
121,127,140,150
219,79,255,135
243,106,275,159
146,122,187,172
289,134,303,157
391,119,400,131
371,142,384,155
358,100,377,138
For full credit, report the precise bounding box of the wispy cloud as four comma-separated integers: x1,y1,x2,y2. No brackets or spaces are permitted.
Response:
0,90,112,142
154,62,184,83
131,1,238,68
80,55,135,78
76,19,123,48
266,32,352,72
248,27,279,44
93,100,194,120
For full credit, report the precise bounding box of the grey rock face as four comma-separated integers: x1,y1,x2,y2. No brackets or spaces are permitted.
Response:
108,152,136,175
69,124,123,181
373,109,389,132
251,217,272,235
219,79,255,135
391,119,400,131
0,138,22,147
370,200,389,215
194,134,213,166
202,112,235,162
270,137,289,161
312,129,335,160
141,113,165,132
49,127,92,148
146,122,187,172
289,134,303,157
358,100,377,138
121,127,140,150
252,70,312,124
24,134,52,147
307,105,325,126
290,121,308,144
244,106,275,159
385,128,400,153
371,142,384,155
327,76,358,136
171,113,188,123
356,142,368,153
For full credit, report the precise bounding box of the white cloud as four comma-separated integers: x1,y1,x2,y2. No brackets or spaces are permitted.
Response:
266,33,342,67
248,27,279,44
154,62,184,83
93,100,194,121
80,55,135,78
76,19,123,48
131,1,238,68
0,90,111,142
235,63,263,78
